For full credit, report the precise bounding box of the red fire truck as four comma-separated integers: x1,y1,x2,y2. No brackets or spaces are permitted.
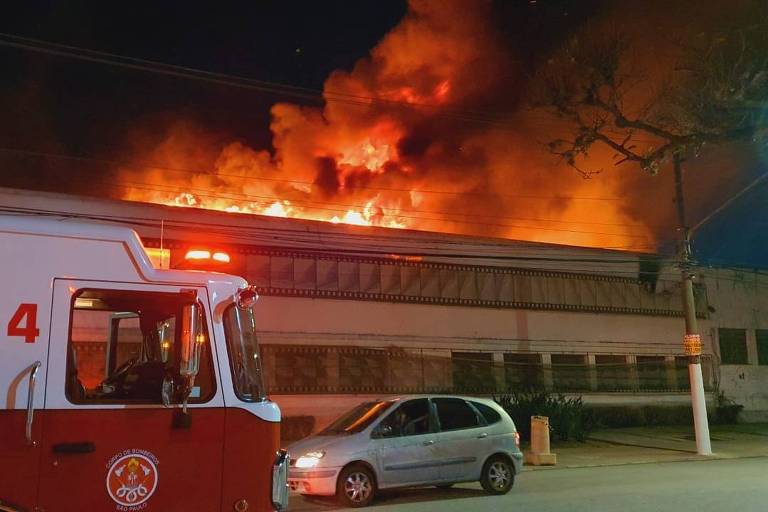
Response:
0,216,289,512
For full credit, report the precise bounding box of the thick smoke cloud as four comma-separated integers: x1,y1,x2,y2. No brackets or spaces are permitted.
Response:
121,0,759,253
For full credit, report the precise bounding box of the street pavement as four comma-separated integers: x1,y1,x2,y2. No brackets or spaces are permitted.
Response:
290,424,768,511
291,458,768,512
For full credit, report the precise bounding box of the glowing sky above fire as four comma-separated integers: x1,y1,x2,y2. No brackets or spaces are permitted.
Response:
2,0,767,265
117,0,657,252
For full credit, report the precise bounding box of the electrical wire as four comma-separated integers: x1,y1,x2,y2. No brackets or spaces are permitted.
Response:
0,146,631,204
0,31,679,147
0,146,662,239
0,33,683,222
0,32,523,128
15,169,657,241
0,198,666,257
0,34,724,255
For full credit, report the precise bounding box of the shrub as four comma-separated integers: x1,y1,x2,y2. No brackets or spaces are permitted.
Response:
713,392,743,424
494,391,594,442
586,394,744,428
551,394,595,442
588,405,693,428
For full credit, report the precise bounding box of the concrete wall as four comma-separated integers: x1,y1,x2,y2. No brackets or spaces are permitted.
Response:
701,268,768,420
259,264,768,427
256,296,686,353
256,295,711,427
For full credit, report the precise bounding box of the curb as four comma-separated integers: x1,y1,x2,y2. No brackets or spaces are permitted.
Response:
584,436,697,454
522,453,768,472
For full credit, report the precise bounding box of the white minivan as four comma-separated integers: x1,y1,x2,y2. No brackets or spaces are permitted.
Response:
288,395,523,507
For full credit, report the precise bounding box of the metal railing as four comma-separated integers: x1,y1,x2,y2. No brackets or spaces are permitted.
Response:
261,345,714,395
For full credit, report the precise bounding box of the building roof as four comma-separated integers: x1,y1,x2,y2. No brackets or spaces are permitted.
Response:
0,186,658,277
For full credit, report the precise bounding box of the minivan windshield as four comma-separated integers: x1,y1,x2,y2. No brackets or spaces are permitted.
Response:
318,400,396,435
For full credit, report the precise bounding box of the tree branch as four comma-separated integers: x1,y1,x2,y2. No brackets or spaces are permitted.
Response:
591,94,681,141
592,132,642,161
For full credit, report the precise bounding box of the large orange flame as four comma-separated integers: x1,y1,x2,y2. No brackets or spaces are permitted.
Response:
119,0,655,252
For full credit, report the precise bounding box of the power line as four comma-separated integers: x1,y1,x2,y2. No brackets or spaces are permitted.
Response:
0,147,658,234
0,32,522,128
0,33,691,249
0,29,691,184
0,30,681,148
0,146,631,204
23,167,656,241
0,33,679,213
0,195,666,256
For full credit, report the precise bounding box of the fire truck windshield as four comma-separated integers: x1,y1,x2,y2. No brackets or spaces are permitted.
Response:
223,304,266,402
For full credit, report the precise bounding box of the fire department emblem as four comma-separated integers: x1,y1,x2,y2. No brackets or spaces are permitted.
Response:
106,450,159,508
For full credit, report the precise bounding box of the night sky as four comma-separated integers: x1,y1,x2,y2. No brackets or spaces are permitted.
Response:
0,0,765,268
0,1,592,154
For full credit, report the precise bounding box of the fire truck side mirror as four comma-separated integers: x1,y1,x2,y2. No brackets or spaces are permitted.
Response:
180,301,203,378
178,301,205,410
162,374,181,407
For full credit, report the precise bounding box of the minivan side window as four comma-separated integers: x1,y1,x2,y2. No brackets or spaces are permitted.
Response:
433,398,480,431
66,289,216,404
470,401,502,425
377,398,431,437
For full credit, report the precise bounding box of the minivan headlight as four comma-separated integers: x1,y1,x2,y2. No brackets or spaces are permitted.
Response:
295,451,325,468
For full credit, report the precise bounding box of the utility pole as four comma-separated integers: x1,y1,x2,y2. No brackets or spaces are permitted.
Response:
673,154,712,456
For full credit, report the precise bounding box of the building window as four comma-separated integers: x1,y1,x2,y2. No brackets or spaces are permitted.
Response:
756,330,768,366
595,355,631,391
550,354,589,391
451,352,494,393
718,328,748,365
504,353,543,391
636,356,668,390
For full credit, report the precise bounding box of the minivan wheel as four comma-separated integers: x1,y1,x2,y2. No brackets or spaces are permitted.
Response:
480,455,514,495
337,464,376,508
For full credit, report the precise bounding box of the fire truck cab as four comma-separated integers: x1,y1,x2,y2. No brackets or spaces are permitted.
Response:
0,216,289,512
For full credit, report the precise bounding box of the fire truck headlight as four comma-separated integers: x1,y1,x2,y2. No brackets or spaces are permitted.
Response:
295,451,325,468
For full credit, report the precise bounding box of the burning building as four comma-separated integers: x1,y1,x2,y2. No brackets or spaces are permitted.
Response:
1,1,766,437
116,0,660,254
2,186,766,438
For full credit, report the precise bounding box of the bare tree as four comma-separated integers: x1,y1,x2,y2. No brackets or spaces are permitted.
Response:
533,6,768,178
532,7,768,457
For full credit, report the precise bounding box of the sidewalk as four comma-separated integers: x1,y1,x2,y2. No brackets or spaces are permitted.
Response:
524,423,768,471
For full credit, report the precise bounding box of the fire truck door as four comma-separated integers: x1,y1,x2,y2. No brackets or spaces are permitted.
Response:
0,297,48,509
37,280,226,512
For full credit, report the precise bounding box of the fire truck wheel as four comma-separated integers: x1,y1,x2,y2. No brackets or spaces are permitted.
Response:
336,464,376,508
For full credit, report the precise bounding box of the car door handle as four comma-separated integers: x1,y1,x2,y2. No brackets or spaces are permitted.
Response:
477,433,488,439
52,442,96,454
422,440,435,446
